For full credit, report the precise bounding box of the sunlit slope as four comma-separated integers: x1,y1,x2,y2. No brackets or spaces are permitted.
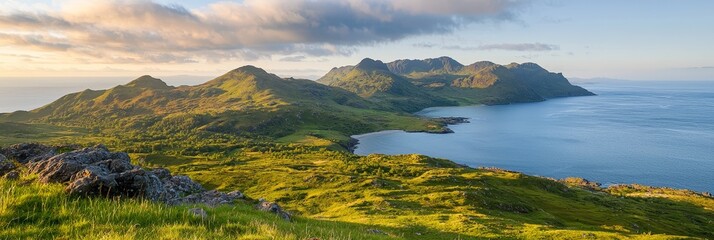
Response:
0,66,441,140
323,57,594,106
319,58,457,112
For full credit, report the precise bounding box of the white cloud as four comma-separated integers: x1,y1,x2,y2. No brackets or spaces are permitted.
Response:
0,0,526,63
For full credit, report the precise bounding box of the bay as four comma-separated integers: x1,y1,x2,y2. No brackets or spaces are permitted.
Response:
353,81,714,193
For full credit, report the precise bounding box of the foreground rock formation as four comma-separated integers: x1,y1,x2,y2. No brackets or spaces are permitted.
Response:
0,143,290,220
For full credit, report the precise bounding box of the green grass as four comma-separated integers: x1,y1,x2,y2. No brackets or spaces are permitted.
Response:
0,122,88,146
3,148,711,239
0,176,412,240
2,121,713,239
0,67,708,239
147,148,713,239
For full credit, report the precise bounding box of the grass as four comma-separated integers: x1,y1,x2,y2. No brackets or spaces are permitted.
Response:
1,122,713,239
0,122,87,146
3,148,711,239
0,176,410,240
145,148,713,239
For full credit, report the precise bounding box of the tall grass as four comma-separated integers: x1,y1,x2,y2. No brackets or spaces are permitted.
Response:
0,177,393,240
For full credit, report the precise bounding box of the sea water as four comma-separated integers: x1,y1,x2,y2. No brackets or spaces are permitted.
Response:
354,81,714,193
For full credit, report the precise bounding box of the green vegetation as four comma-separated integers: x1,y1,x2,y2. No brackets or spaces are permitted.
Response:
0,60,711,239
2,133,712,239
0,175,400,240
318,58,456,112
321,57,594,106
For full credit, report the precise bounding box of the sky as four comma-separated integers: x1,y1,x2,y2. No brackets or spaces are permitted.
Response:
1,0,713,81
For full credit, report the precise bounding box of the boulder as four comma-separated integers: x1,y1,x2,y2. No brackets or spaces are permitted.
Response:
66,165,119,196
3,170,20,180
0,154,16,176
171,190,244,206
162,175,205,200
1,143,56,164
28,144,122,183
257,199,291,221
10,143,270,212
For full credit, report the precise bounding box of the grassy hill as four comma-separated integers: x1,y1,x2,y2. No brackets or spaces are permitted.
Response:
0,66,451,148
1,61,712,239
331,57,597,105
318,58,456,112
2,141,712,239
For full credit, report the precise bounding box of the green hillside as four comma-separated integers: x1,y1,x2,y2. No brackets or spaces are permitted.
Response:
1,61,712,239
322,57,594,106
318,58,456,112
2,139,712,239
0,66,450,147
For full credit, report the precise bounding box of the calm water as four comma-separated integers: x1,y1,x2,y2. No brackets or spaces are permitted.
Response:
354,81,714,193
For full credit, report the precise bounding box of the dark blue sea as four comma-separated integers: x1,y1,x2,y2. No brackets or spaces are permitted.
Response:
354,81,714,193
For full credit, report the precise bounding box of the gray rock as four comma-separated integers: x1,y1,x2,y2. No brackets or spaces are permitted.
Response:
66,165,118,196
3,170,20,180
256,200,291,221
172,190,244,206
1,143,56,164
28,146,120,183
160,175,205,204
188,208,208,219
13,143,258,209
0,154,16,176
151,168,172,180
115,168,165,200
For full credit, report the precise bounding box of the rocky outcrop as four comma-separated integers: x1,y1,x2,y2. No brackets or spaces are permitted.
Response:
3,170,20,180
1,153,16,176
1,143,293,221
21,144,207,202
257,199,291,221
0,143,56,164
172,190,245,206
2,143,241,206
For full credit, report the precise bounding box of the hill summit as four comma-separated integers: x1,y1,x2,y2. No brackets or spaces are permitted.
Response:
1,59,594,145
125,75,172,89
319,57,594,106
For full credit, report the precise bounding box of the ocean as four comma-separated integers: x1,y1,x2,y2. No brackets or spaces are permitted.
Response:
354,81,714,193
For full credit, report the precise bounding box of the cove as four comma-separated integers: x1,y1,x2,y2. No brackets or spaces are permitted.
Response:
353,81,714,193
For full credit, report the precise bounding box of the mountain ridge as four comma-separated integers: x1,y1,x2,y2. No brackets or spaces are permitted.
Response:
319,57,594,106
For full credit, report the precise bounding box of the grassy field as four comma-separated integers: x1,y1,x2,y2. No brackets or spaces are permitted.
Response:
2,120,713,239
144,148,713,239
0,175,406,240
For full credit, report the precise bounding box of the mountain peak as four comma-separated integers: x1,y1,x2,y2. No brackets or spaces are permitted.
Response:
125,75,170,89
386,56,464,75
355,58,389,72
506,62,545,71
231,65,270,75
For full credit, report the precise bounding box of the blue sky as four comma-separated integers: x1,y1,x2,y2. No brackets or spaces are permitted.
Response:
1,0,713,80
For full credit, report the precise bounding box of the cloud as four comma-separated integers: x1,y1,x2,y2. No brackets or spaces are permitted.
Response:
279,56,307,62
0,0,526,63
445,42,559,51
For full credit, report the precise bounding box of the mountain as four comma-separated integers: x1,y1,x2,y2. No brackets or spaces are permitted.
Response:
322,57,594,106
1,59,594,145
387,56,464,75
318,58,456,112
0,66,447,142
